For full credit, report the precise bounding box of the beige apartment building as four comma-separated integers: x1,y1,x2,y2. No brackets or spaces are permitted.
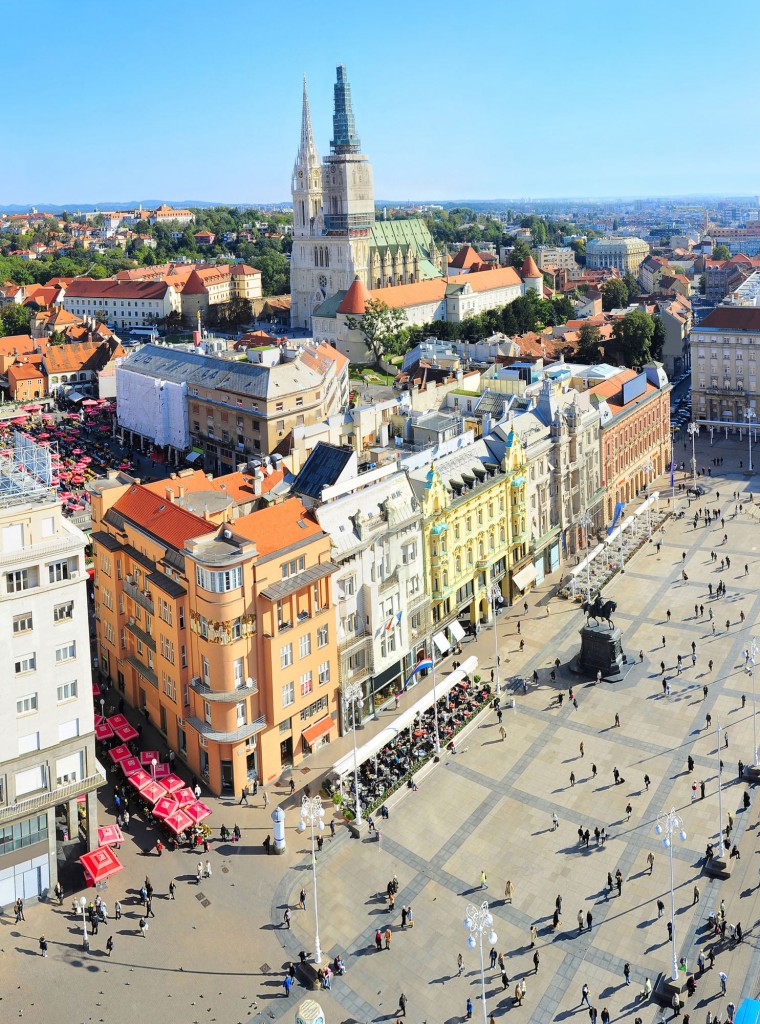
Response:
585,237,650,275
690,307,760,424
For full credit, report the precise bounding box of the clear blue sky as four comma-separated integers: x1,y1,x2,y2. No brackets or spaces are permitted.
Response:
5,0,759,205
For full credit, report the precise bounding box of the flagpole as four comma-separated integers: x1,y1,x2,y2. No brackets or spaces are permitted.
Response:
432,640,440,753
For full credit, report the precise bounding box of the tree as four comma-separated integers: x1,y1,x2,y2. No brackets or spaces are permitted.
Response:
611,310,655,366
345,299,407,364
48,331,66,346
93,309,108,324
0,304,32,336
570,239,586,266
712,244,730,261
508,239,532,268
698,273,706,295
652,316,666,360
601,278,628,312
576,322,603,364
622,272,640,302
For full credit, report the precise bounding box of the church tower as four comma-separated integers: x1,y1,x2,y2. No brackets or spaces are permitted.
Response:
290,65,375,331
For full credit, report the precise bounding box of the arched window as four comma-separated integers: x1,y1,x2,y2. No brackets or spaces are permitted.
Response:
314,249,319,267
455,556,461,573
324,248,329,268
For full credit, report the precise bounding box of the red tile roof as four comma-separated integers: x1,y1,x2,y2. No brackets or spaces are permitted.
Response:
450,245,482,270
65,279,172,299
113,483,215,549
337,276,370,315
233,497,322,558
697,307,760,332
521,255,542,279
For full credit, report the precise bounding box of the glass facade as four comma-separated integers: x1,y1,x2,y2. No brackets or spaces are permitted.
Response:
0,814,48,856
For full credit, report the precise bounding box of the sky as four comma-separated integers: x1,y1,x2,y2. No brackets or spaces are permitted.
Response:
3,0,760,206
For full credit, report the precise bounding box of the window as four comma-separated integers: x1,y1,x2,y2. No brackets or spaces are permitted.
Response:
281,556,306,579
15,653,36,674
54,598,73,622
49,559,70,583
318,661,330,685
195,565,243,592
282,681,295,707
55,641,76,664
299,633,312,658
16,693,38,715
233,657,244,688
13,612,33,634
160,635,175,664
202,656,210,685
181,644,187,668
162,674,176,701
179,607,185,629
200,616,209,639
231,617,242,640
6,569,31,593
204,700,212,725
14,766,45,797
57,680,78,702
300,671,313,697
317,625,329,648
340,575,355,596
280,642,293,669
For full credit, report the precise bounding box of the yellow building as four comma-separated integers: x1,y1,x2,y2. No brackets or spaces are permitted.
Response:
407,434,528,631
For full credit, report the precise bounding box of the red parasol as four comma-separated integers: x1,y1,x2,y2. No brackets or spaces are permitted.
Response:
174,787,195,807
152,795,179,820
108,744,132,763
140,750,160,767
120,756,142,776
128,768,153,791
141,780,165,804
91,681,101,696
163,807,193,836
153,762,170,780
160,773,185,794
97,824,124,847
113,721,139,743
94,721,114,741
184,800,212,824
108,713,128,729
79,845,123,885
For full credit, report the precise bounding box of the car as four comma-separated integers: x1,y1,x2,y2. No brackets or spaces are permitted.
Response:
687,485,707,497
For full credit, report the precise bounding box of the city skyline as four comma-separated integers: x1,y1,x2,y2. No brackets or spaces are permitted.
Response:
3,0,759,205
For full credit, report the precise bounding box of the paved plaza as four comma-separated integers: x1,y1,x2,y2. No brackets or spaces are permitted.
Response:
3,431,760,1024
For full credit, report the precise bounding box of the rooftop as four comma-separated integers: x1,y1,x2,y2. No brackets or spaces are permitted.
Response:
233,497,323,558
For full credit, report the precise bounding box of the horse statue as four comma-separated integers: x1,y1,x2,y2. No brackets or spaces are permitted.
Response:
581,594,617,629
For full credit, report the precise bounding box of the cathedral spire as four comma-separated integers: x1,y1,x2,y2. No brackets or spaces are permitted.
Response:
330,64,361,154
297,74,319,168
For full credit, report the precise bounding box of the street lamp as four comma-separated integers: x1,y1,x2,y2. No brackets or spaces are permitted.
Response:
716,721,725,858
745,409,756,474
653,808,687,982
687,422,699,485
643,459,655,539
579,511,594,603
79,894,89,951
298,795,325,964
151,757,157,781
488,582,502,696
464,900,498,1024
343,682,364,824
750,639,759,768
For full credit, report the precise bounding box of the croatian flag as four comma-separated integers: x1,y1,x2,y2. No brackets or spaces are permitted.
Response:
403,658,433,690
669,459,675,489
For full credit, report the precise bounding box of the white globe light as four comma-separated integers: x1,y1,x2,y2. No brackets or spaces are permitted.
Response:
317,806,325,818
662,836,670,848
679,830,687,842
488,930,498,945
484,913,493,927
298,821,306,833
654,823,663,836
467,935,476,949
317,820,324,832
464,916,473,930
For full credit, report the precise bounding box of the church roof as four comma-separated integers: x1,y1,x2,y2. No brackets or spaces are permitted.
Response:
337,276,370,315
312,291,347,320
371,219,434,259
450,245,482,270
521,255,542,279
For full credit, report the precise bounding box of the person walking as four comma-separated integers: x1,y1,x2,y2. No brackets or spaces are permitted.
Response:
552,812,559,830
283,975,293,997
458,952,465,976
647,852,655,874
693,885,700,905
15,898,25,923
196,862,202,884
169,881,175,901
466,997,473,1020
667,920,673,941
384,926,392,950
398,993,407,1017
115,900,122,920
479,870,488,889
284,908,291,929
39,936,48,957
106,935,114,957
533,950,540,973
299,887,306,911
570,771,576,787
578,909,584,933
580,741,584,758
626,802,632,821
139,916,148,938
719,971,728,995
581,983,591,1007
615,870,622,896
586,909,593,931
239,786,249,806
624,962,631,985
489,947,498,970
530,924,538,947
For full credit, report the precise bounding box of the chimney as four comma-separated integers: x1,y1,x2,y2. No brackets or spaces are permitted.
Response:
178,485,185,499
165,487,175,503
253,469,264,496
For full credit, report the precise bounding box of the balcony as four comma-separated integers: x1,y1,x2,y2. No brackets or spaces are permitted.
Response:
126,652,158,688
0,765,105,825
186,714,268,744
190,675,258,702
338,629,370,655
0,533,81,569
124,579,154,615
126,619,156,652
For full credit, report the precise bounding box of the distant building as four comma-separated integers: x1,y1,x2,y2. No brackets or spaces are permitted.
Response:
535,246,577,272
586,237,649,275
7,360,45,401
62,280,181,330
147,204,195,226
690,306,760,424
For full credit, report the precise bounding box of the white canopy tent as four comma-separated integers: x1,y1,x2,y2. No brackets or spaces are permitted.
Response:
332,654,479,782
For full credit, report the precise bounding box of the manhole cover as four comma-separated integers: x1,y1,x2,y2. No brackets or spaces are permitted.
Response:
195,892,205,901
299,767,311,774
221,866,229,873
260,963,271,974
201,899,211,908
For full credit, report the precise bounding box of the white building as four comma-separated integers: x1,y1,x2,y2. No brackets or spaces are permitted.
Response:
62,280,181,330
586,237,650,274
0,437,101,907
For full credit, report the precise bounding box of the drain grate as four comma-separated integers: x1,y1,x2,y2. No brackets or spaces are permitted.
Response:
200,898,211,908
260,963,271,974
195,892,205,901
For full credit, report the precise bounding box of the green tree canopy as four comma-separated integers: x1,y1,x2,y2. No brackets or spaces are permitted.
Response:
652,316,666,360
601,278,628,311
622,273,640,302
576,322,603,364
345,299,407,364
0,304,33,336
712,244,730,261
611,310,655,366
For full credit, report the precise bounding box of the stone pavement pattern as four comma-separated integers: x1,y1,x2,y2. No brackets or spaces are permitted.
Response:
2,431,760,1024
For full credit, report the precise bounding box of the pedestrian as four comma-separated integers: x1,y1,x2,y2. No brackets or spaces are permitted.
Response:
581,983,591,1007
115,900,122,920
626,802,632,821
570,771,575,787
644,773,651,791
466,997,473,1019
375,929,382,951
15,898,25,922
725,731,729,748
299,887,306,910
480,870,488,889
283,975,293,997
139,916,148,937
693,885,700,904
586,909,593,930
54,881,63,905
263,789,270,809
501,968,509,990
667,921,673,941
615,869,622,896
398,993,407,1017
624,962,631,986
578,909,584,933
657,899,664,918
592,763,597,778
614,712,620,727
239,786,249,805
146,897,154,918
505,879,514,901
106,935,113,957
489,946,498,970
196,862,202,884
647,852,655,874
499,725,506,741
533,950,540,973
530,924,538,947
384,927,392,949
719,971,727,995
284,908,291,929
39,935,48,957
263,834,271,855
580,741,584,758
737,922,743,942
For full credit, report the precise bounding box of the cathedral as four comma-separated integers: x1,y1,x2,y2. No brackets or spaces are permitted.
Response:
290,65,441,331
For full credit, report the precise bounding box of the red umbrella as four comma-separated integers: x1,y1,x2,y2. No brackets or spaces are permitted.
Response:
141,780,165,804
79,845,123,885
174,787,195,807
113,722,139,743
140,750,160,767
128,768,153,791
153,795,179,820
94,721,114,741
153,762,170,780
91,681,101,696
108,713,128,728
108,744,132,763
163,807,193,836
160,773,185,794
120,756,142,776
97,824,124,847
184,800,212,824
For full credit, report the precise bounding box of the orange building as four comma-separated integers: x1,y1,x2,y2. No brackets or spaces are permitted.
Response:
89,472,339,795
587,367,671,522
8,358,46,400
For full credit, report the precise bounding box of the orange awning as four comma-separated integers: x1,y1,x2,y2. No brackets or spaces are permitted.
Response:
302,716,336,747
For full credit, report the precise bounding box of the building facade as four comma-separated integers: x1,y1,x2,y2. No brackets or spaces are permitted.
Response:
62,280,181,330
586,237,650,274
0,444,100,907
690,307,760,424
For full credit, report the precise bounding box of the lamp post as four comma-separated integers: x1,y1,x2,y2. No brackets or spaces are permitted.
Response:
643,459,655,538
687,422,699,485
430,637,442,754
343,681,364,824
151,757,157,781
745,409,756,474
488,582,502,696
464,900,498,1024
79,894,89,951
653,808,687,982
99,697,105,720
751,638,759,768
579,511,594,603
298,795,325,964
716,721,725,858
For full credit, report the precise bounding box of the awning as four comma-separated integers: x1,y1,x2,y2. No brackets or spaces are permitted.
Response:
67,390,86,403
512,564,537,591
448,620,466,643
97,824,124,847
736,1001,760,1024
79,845,123,884
186,451,203,463
302,716,336,747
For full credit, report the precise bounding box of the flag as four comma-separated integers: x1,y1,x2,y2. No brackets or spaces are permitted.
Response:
669,459,675,488
403,659,433,690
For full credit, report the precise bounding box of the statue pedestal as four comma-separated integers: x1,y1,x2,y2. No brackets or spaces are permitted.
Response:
705,853,733,879
569,623,630,682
